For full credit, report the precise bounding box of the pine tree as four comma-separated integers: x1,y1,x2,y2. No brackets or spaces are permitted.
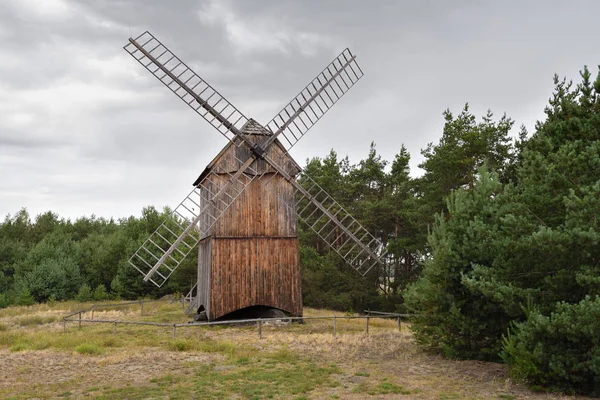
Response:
405,66,600,394
417,104,516,218
405,167,508,359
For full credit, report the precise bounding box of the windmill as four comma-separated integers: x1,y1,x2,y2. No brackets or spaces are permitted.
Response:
124,31,386,321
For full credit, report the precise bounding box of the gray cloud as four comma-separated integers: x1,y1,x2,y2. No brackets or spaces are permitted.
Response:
1,0,598,220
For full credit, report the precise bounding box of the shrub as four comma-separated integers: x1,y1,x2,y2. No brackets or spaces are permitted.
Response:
501,296,600,396
76,284,93,302
92,284,109,301
15,288,35,306
0,293,9,309
16,257,82,302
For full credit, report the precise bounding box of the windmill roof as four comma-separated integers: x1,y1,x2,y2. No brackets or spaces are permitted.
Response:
192,119,300,187
241,118,272,135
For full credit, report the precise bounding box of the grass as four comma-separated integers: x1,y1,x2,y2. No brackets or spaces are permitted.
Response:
0,301,566,400
353,381,412,395
97,357,342,400
17,315,57,326
75,343,104,355
9,343,29,352
169,339,191,352
439,393,460,400
191,359,341,399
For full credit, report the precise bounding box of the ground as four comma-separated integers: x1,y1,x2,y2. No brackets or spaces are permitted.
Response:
0,301,591,399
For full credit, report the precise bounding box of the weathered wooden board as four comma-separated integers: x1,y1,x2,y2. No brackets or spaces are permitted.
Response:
208,237,301,320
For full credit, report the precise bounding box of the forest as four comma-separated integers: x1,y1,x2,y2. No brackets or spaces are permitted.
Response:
1,66,598,395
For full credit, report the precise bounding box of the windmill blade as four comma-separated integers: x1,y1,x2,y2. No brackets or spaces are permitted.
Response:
261,154,386,276
292,173,386,276
263,48,364,151
124,31,248,143
128,187,202,287
128,151,262,287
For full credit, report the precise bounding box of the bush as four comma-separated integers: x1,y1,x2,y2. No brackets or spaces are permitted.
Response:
92,284,109,301
76,284,93,302
0,293,9,308
16,257,82,302
501,296,600,396
15,288,35,306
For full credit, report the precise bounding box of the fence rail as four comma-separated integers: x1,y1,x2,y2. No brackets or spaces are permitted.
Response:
62,300,409,339
363,310,412,317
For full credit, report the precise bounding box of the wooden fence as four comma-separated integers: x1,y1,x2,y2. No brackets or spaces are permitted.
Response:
61,300,411,339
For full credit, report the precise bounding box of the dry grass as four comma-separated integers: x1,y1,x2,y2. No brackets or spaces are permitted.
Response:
0,301,591,399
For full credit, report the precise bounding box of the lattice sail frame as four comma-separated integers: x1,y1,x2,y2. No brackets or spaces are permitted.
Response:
262,172,386,276
124,31,248,144
264,48,363,151
124,31,385,288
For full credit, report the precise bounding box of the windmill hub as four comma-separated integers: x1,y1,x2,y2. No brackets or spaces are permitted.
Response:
251,143,266,159
123,31,386,321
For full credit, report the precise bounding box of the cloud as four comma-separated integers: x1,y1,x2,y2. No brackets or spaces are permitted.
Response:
1,0,599,221
198,0,335,57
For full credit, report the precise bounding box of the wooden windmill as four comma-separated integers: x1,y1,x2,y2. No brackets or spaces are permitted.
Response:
124,31,386,321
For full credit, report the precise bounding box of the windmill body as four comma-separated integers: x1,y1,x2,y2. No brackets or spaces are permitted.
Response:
123,31,387,321
193,119,302,320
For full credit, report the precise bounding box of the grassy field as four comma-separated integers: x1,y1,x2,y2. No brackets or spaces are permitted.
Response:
0,301,590,399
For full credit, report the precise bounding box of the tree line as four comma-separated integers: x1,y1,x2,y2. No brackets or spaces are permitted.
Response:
1,66,598,395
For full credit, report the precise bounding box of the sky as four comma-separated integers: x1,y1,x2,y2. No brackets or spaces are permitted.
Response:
0,0,598,221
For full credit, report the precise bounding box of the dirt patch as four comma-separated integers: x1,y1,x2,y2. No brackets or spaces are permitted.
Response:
0,349,219,393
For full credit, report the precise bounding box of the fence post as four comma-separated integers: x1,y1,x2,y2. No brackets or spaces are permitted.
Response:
173,324,177,340
78,312,82,329
366,317,369,335
333,316,337,337
397,316,401,332
140,299,144,316
113,322,117,336
91,306,94,321
257,318,262,339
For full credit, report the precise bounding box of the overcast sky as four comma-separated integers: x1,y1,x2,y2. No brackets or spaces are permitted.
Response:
0,0,597,221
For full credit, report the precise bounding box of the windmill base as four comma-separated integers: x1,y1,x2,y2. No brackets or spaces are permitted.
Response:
192,305,300,322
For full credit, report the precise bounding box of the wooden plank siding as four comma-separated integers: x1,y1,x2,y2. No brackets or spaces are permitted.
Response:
209,175,297,237
195,120,302,320
209,238,301,319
